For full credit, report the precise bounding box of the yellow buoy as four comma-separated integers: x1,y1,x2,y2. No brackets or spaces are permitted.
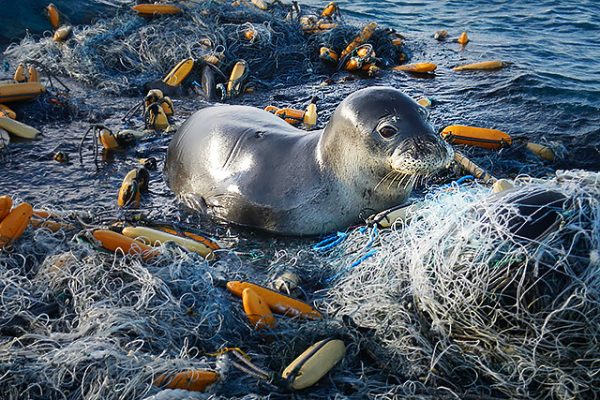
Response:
453,60,504,71
53,25,73,42
13,64,26,83
458,31,469,45
417,97,432,107
0,117,41,139
163,58,195,87
251,0,268,11
392,63,437,73
0,81,46,103
121,226,216,259
304,103,317,129
27,65,40,82
454,151,497,183
0,104,16,119
282,339,346,390
526,142,555,162
92,229,157,260
227,60,247,98
492,179,514,194
319,47,339,63
441,125,512,150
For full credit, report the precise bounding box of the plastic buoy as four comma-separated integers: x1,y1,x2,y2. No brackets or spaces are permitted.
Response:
46,3,61,30
163,58,194,87
340,22,377,59
242,288,277,329
434,30,448,40
251,0,268,10
458,31,469,45
92,229,157,259
417,97,432,107
441,125,512,150
13,64,26,83
154,370,219,392
122,226,216,259
53,25,73,42
453,60,505,71
0,195,12,222
158,227,221,250
319,47,339,63
282,339,346,390
227,281,322,319
0,203,33,249
368,203,420,228
392,63,437,73
453,151,497,183
226,60,247,98
0,104,16,119
321,2,338,18
0,82,46,103
492,179,514,193
132,4,182,17
526,142,555,162
118,167,149,208
0,117,41,139
27,65,40,82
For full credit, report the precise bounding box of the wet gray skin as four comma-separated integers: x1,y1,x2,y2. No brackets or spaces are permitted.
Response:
166,86,453,235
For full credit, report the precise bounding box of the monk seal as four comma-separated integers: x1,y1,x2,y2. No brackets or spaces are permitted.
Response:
166,86,453,235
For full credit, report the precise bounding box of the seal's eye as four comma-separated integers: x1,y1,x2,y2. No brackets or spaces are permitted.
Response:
378,126,397,139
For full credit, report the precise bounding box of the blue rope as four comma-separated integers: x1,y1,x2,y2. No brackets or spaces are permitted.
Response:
324,249,377,283
323,225,379,283
454,175,475,185
313,231,347,251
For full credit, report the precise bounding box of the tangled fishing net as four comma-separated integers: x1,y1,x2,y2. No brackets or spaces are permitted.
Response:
316,170,600,399
3,1,404,95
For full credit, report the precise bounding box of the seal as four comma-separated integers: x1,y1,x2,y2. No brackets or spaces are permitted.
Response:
166,87,453,235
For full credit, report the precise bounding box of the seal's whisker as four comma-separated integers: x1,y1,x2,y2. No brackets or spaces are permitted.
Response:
387,171,403,190
374,170,396,192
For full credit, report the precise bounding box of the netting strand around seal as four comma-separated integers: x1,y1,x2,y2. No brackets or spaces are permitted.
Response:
318,170,600,399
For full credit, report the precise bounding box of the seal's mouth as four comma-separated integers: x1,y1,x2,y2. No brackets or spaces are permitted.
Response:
389,135,454,176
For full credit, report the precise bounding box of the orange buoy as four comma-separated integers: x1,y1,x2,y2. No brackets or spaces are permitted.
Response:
131,4,182,17
0,195,12,221
458,31,469,45
0,203,33,249
154,370,219,392
30,218,74,233
46,3,61,30
92,229,157,259
242,287,277,329
392,63,437,73
227,281,322,319
441,125,512,150
118,168,149,208
321,2,338,18
453,60,504,71
158,227,221,250
319,47,339,63
340,21,377,59
243,28,256,41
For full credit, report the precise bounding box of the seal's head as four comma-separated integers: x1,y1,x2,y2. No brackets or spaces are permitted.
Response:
318,87,453,190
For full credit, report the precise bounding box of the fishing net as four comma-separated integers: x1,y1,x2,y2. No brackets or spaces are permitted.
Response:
3,1,405,95
316,169,600,399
